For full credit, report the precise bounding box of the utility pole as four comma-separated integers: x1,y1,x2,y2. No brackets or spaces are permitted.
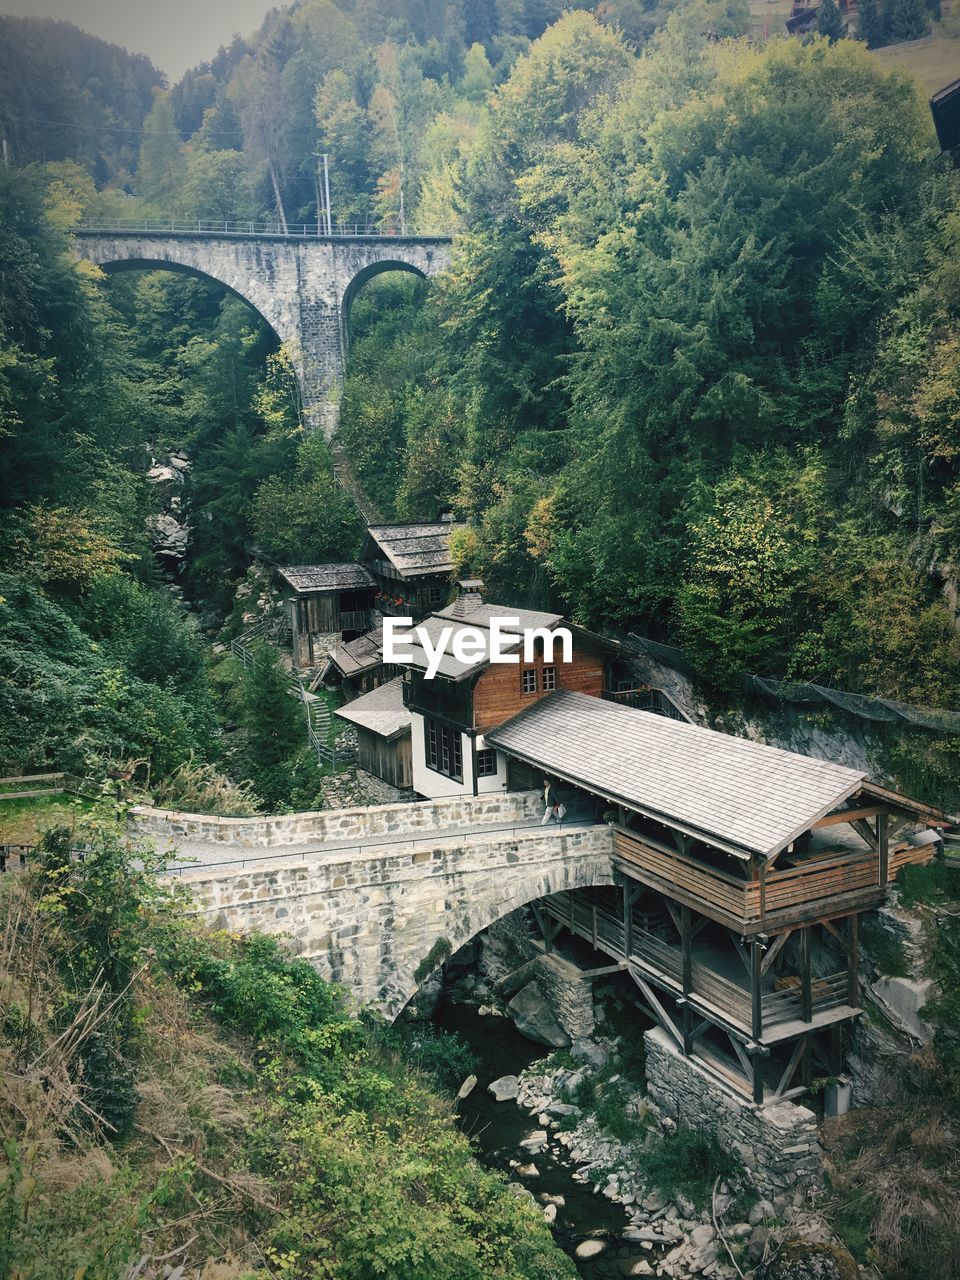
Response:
322,152,332,237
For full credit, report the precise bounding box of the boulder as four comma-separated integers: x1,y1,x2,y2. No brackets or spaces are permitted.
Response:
488,1074,519,1102
457,1074,477,1100
755,1239,859,1280
575,1239,608,1260
498,958,540,998
519,1129,549,1154
517,1163,539,1178
507,982,571,1049
545,1101,581,1119
543,1203,557,1224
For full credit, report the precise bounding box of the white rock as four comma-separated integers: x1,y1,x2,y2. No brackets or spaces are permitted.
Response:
457,1074,477,1100
519,1129,549,1153
517,1163,539,1178
543,1203,557,1223
488,1075,520,1102
574,1239,607,1260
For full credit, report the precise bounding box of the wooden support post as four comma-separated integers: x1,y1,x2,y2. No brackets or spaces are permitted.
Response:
680,904,692,998
830,1023,843,1076
847,914,859,1007
682,1003,694,1056
801,1032,813,1089
800,926,812,1023
758,859,767,921
752,1051,764,1105
751,937,763,1043
878,812,889,886
623,881,634,960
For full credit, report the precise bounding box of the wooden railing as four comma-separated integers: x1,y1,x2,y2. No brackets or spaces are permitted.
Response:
613,827,897,926
613,828,758,922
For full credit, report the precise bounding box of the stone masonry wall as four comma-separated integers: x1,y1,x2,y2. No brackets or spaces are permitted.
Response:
644,1028,824,1200
133,789,543,847
181,823,616,1016
484,912,596,1040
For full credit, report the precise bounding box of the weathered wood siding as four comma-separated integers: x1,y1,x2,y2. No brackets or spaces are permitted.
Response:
472,639,606,732
357,728,412,789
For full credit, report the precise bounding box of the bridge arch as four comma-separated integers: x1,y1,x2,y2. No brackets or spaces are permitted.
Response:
73,229,453,436
390,870,618,1019
339,258,430,351
94,256,284,348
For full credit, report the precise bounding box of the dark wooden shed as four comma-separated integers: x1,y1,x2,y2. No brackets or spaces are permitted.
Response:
278,563,376,669
334,678,412,790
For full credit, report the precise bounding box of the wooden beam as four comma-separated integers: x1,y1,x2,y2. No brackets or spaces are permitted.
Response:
731,932,752,978
851,819,879,852
727,1032,754,1079
812,805,891,829
751,937,763,1042
800,926,812,1023
681,905,692,997
623,881,634,959
878,812,889,886
630,969,683,1048
760,929,792,978
664,900,683,938
775,1036,806,1098
579,962,627,979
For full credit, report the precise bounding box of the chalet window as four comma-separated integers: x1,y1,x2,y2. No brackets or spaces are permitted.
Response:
521,667,538,695
425,717,463,783
427,584,444,605
542,665,557,691
476,748,497,777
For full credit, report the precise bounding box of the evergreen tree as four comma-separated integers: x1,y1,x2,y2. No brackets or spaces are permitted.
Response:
817,0,847,42
137,91,186,207
857,0,885,44
885,0,929,42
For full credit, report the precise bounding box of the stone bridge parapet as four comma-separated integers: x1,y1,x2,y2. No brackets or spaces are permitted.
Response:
174,817,616,1014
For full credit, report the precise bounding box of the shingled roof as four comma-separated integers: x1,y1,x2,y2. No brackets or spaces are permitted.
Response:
485,690,867,860
334,678,410,741
278,563,375,593
364,522,459,579
327,626,384,679
400,603,566,682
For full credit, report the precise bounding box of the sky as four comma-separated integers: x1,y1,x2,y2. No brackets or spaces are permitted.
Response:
2,1,277,81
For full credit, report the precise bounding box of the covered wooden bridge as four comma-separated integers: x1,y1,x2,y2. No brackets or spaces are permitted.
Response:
487,691,944,1105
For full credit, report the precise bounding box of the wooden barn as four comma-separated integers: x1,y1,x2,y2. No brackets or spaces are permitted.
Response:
278,563,376,670
359,521,459,621
334,678,412,790
323,624,404,697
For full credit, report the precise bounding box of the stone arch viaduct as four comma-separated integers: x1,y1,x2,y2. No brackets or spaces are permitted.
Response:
134,793,615,1016
73,229,453,436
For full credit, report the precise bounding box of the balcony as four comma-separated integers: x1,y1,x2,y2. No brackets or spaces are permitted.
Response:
611,826,906,931
541,892,855,1045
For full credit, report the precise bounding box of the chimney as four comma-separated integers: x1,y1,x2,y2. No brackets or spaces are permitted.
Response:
448,578,485,617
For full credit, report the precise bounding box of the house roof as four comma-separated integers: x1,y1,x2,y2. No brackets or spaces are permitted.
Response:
327,626,384,679
399,603,567,682
334,677,410,741
278,563,375,593
364,522,459,579
485,690,869,860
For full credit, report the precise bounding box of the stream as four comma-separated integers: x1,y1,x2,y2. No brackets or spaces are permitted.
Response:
432,999,632,1278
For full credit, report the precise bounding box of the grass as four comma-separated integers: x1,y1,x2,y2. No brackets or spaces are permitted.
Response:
871,19,960,96
0,794,95,844
637,1129,742,1210
897,859,960,908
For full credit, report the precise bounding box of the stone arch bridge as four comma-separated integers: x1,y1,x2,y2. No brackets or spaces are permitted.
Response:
73,228,453,436
133,792,614,1015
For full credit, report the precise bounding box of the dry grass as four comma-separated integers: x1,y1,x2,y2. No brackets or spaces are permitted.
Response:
871,20,960,96
0,793,95,844
823,1104,960,1278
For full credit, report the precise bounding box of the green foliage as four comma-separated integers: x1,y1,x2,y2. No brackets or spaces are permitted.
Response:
896,859,960,908
251,433,363,563
637,1128,741,1209
817,0,848,41
414,936,454,983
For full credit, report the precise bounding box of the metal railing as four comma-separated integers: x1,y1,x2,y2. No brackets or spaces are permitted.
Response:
73,219,452,240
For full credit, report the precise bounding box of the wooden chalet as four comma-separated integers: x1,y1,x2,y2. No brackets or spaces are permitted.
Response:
278,563,375,669
323,624,402,698
360,521,459,621
486,691,944,1105
400,602,634,799
333,677,412,790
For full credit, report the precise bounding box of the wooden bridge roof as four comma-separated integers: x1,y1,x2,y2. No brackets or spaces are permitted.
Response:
486,690,868,860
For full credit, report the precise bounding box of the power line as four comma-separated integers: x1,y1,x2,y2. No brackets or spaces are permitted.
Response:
0,111,244,142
